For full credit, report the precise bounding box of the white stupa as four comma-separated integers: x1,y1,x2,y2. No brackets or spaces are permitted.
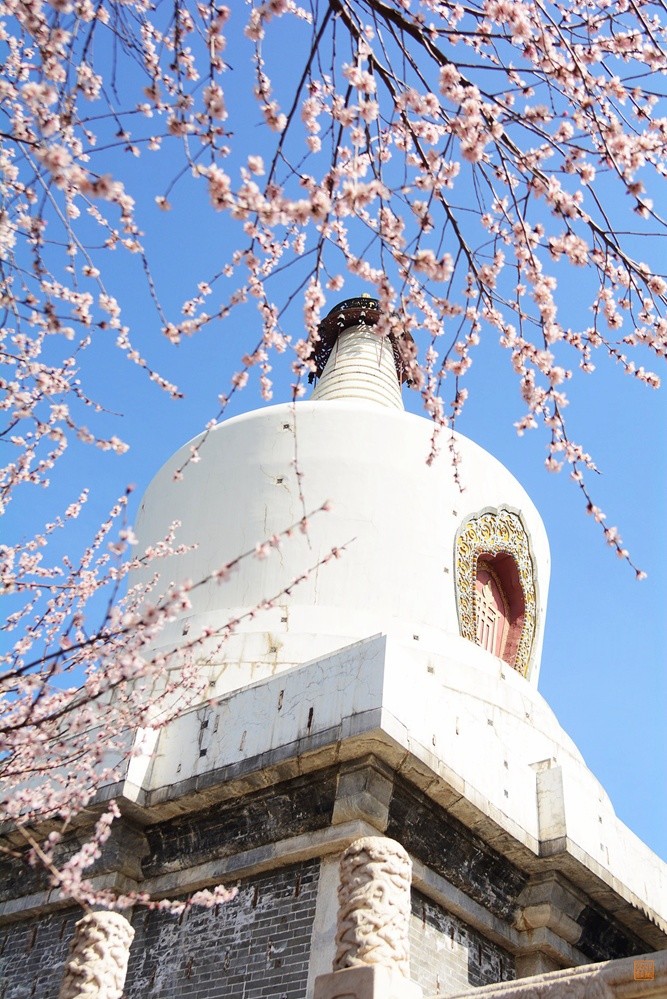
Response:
3,298,666,999
121,297,665,993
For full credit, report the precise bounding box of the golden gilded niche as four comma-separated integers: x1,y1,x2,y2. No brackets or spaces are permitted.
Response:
455,509,537,676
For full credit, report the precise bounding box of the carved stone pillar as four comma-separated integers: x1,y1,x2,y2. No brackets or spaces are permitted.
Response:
58,911,135,999
315,836,423,999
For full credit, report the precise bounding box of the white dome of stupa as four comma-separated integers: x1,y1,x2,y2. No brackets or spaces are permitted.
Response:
132,298,550,698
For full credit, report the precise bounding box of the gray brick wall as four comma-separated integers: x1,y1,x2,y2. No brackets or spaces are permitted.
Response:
410,889,515,997
0,908,81,999
0,865,513,999
0,861,319,999
125,859,320,999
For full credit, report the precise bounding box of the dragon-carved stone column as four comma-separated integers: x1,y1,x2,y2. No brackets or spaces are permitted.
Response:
58,911,135,999
314,836,423,999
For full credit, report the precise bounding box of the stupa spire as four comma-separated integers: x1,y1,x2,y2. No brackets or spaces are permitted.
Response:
310,296,411,410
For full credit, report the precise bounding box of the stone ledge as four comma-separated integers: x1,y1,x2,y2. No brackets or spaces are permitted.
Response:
0,820,377,923
448,949,667,998
0,871,138,925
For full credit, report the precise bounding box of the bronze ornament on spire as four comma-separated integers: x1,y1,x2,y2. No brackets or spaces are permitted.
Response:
308,297,416,386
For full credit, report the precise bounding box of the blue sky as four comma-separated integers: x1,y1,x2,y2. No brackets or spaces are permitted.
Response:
3,3,666,862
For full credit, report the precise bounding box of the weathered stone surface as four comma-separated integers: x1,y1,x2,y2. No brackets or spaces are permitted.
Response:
124,859,320,999
142,771,337,877
410,889,516,995
0,835,82,904
0,819,148,908
575,902,646,963
386,781,528,921
314,965,423,999
334,837,412,977
113,623,666,957
88,822,149,881
0,863,320,999
332,766,393,830
447,948,667,998
0,853,46,903
0,908,82,999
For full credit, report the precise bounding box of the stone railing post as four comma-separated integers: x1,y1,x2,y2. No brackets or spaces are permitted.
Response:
314,837,423,999
58,910,135,999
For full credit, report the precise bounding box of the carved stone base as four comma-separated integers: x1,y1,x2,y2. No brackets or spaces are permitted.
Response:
314,966,423,999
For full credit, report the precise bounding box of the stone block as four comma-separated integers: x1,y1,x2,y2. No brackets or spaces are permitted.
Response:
332,767,393,830
314,966,422,999
536,767,566,849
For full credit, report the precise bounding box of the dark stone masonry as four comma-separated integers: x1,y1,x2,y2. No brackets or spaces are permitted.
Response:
143,772,337,878
0,908,81,999
0,862,319,999
124,860,320,999
387,781,527,923
0,860,519,999
410,890,515,997
0,768,647,999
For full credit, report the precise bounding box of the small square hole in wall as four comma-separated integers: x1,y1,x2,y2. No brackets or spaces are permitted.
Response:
276,477,284,484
